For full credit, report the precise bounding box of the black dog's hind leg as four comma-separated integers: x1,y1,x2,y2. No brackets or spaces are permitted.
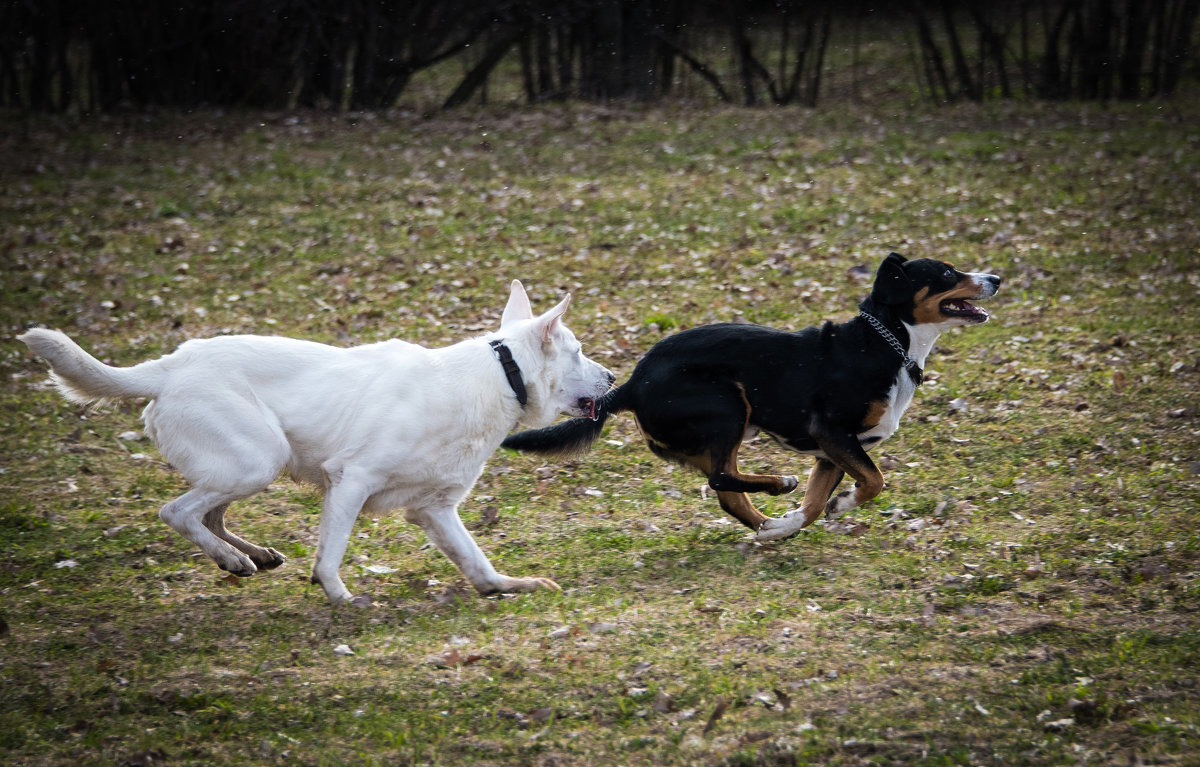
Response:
703,384,799,498
646,445,772,531
715,490,770,531
705,438,799,496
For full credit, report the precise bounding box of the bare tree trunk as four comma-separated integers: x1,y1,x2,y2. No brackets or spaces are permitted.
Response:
730,5,760,106
535,22,555,100
912,4,955,102
653,32,732,102
1118,0,1150,98
444,26,523,109
941,0,980,100
807,12,831,107
1161,0,1200,95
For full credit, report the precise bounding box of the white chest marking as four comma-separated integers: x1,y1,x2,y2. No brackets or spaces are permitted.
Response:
856,321,940,450
857,374,916,449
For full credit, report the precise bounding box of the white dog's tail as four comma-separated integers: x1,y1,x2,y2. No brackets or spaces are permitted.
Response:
19,328,166,405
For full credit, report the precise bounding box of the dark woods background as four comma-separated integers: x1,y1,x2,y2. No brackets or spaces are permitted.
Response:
3,0,1197,113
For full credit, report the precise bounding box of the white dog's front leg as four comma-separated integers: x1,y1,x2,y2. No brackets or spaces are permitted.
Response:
405,506,560,595
312,469,373,605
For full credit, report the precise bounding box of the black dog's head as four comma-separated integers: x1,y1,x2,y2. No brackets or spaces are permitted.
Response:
869,252,1000,327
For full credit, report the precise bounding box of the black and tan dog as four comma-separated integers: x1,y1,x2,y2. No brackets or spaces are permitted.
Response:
502,253,1000,541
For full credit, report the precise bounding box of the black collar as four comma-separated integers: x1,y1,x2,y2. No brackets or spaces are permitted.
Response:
489,340,528,406
859,311,923,386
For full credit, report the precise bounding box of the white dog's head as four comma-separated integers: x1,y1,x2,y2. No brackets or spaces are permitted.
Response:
497,280,614,429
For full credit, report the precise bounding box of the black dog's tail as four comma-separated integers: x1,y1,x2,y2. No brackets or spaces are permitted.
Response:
502,385,631,456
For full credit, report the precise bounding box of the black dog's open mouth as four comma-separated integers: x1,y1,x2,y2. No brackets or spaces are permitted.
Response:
579,397,597,420
940,298,990,323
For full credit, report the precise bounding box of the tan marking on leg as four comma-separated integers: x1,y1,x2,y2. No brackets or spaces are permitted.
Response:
716,490,769,530
826,455,885,515
683,453,713,475
713,439,798,495
707,383,796,495
798,459,845,527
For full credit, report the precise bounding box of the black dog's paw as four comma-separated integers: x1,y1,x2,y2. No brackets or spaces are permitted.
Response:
769,475,800,496
824,491,853,519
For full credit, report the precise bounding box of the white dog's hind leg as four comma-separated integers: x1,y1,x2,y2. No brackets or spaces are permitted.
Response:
311,466,373,605
202,504,286,571
160,489,262,577
405,505,560,595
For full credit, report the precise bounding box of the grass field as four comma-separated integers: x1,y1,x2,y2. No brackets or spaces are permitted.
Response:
1,96,1198,766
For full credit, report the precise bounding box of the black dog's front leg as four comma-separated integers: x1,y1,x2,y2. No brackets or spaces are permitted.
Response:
755,419,883,541
807,421,885,520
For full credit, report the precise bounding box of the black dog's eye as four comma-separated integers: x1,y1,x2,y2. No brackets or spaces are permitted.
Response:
943,268,954,279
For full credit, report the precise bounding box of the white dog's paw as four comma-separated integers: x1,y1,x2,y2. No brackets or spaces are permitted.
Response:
311,572,354,605
217,552,258,578
486,575,561,594
755,510,809,542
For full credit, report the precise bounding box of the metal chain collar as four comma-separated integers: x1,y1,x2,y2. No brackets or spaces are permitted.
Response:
859,311,923,384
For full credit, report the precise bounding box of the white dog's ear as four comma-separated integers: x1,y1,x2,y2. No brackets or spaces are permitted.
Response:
500,280,534,328
533,294,571,342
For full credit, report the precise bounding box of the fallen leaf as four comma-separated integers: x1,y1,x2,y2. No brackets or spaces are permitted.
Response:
1068,697,1100,724
433,585,471,606
123,748,169,766
751,691,776,708
920,602,936,627
529,707,555,723
702,697,727,734
479,505,500,526
773,688,792,711
652,690,675,713
739,731,773,745
361,564,397,574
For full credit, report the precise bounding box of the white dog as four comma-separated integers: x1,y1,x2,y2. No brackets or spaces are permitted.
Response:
20,281,613,605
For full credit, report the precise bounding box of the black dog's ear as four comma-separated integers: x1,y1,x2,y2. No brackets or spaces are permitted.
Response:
872,252,911,305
